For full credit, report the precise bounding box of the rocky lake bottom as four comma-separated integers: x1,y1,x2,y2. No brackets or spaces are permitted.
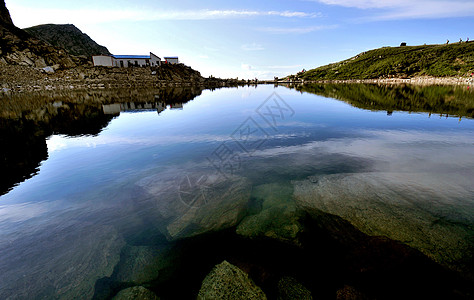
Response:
0,84,473,299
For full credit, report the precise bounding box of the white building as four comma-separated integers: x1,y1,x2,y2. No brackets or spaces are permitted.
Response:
164,57,179,64
92,55,114,67
92,52,161,67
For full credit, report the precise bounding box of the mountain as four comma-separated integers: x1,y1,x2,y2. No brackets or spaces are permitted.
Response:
0,0,79,68
298,43,474,81
24,24,111,58
0,0,12,25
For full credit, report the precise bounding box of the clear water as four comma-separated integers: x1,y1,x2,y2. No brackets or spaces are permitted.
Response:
0,85,473,299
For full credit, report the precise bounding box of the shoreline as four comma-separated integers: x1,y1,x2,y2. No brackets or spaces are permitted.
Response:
265,76,474,86
1,63,474,93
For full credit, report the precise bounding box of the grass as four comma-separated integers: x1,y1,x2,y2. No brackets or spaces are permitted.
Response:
298,43,474,80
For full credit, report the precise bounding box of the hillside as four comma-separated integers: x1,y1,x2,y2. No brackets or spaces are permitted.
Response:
0,0,79,68
24,24,111,58
298,43,474,81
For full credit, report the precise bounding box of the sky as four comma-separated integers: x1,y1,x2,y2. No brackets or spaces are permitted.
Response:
5,0,474,79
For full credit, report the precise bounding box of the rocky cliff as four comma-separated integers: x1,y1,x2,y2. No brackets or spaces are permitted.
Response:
24,24,111,58
0,0,12,25
0,0,79,68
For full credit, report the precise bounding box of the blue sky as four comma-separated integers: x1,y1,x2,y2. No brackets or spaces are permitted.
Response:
6,0,474,79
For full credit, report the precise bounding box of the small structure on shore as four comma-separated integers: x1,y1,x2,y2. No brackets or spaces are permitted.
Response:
164,57,179,64
400,42,407,47
92,52,161,67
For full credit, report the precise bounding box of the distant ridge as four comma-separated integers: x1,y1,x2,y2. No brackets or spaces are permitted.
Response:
24,24,111,58
296,43,474,80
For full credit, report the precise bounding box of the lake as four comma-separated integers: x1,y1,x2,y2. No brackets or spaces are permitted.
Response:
1,84,473,299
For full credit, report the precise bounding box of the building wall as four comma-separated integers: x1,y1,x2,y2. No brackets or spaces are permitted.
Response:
93,53,163,68
150,52,161,67
165,57,179,64
92,56,113,67
113,58,149,68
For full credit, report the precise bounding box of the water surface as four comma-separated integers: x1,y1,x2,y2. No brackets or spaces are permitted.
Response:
0,84,473,299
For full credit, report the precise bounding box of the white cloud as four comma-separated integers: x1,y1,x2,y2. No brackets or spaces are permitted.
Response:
259,25,338,34
7,4,321,27
241,43,265,51
314,0,474,19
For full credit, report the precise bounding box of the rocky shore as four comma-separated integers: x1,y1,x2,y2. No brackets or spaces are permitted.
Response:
307,76,474,86
0,63,244,92
272,76,474,86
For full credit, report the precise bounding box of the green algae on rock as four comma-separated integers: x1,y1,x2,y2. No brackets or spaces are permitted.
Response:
197,261,267,300
112,286,159,300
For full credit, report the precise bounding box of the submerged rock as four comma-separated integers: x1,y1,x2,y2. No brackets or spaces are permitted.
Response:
112,286,159,300
237,183,303,245
0,223,125,300
277,276,312,300
136,169,252,240
236,204,303,245
293,172,474,272
197,260,267,299
114,245,160,284
335,285,368,300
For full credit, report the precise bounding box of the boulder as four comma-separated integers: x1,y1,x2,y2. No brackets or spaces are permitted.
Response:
277,276,312,300
112,286,159,300
0,224,125,300
42,66,55,74
335,285,368,300
236,204,303,244
136,168,252,240
197,261,267,299
114,246,160,284
293,172,474,271
237,183,303,245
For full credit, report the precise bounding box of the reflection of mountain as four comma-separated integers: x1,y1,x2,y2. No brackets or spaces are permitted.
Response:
0,87,203,196
0,118,48,196
0,103,115,195
295,84,474,118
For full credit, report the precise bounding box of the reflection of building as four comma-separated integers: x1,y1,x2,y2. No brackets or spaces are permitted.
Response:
156,103,166,114
164,57,179,64
92,52,161,67
103,101,170,115
102,103,121,115
170,103,183,110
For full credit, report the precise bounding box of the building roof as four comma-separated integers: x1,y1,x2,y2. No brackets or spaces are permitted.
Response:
113,55,150,59
164,56,179,59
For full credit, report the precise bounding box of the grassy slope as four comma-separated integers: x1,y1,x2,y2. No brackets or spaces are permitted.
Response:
300,43,474,80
